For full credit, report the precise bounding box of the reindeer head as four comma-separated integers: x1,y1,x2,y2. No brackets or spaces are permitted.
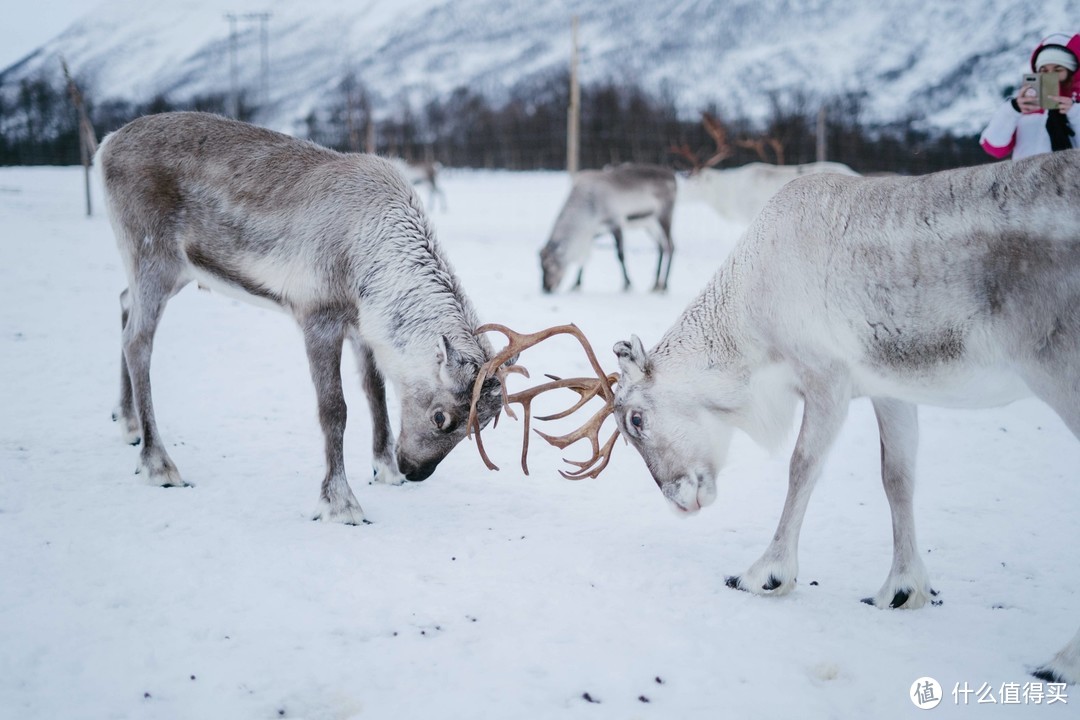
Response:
539,182,602,293
610,336,738,514
464,324,753,515
610,333,799,513
395,335,504,481
539,241,567,293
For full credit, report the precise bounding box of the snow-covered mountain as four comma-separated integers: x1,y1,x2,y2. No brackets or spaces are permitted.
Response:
3,0,1079,136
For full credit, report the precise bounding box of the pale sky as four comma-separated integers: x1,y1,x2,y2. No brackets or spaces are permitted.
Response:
0,1,94,70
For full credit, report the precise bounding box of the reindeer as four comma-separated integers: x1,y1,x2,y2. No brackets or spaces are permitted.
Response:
683,160,860,225
539,163,676,293
470,150,1080,683
98,111,504,524
673,113,859,225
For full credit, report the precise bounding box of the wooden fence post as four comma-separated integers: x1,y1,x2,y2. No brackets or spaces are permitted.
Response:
61,58,98,217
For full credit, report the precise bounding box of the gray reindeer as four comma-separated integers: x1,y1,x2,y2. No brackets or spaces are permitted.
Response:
539,163,676,293
98,111,504,524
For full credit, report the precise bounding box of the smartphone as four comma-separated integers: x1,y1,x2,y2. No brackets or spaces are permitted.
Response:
1021,73,1040,105
1040,73,1061,110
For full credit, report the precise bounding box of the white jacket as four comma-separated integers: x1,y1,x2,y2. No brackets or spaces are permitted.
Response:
980,100,1080,159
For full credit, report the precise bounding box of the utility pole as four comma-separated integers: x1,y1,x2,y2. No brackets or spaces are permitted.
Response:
225,13,239,118
566,14,580,174
251,12,271,109
61,58,97,217
816,106,827,163
224,12,272,118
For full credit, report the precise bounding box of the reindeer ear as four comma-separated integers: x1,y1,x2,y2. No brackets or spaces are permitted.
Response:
613,335,647,382
437,335,463,385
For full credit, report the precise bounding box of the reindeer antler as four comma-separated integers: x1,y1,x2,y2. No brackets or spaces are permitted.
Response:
736,136,786,165
668,113,733,173
467,323,620,480
701,112,730,154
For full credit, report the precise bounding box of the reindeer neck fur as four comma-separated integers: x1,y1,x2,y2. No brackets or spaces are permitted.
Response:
354,206,493,381
650,245,798,451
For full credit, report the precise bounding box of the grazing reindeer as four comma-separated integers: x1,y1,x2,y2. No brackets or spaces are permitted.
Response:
392,158,447,212
539,163,676,293
606,150,1080,683
98,111,504,524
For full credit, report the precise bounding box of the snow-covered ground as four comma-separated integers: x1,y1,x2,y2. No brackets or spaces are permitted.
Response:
0,165,1077,719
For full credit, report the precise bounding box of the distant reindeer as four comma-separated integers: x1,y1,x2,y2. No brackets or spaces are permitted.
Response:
539,163,676,293
673,113,859,225
98,111,504,524
684,160,860,225
472,150,1080,684
392,158,447,211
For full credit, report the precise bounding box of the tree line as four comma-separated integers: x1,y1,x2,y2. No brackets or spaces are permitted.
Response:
0,68,989,174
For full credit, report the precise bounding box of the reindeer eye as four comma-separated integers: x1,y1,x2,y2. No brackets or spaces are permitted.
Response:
630,410,644,430
433,410,447,429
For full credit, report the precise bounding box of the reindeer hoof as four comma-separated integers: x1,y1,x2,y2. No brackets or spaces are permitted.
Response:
312,498,367,525
371,460,406,486
862,587,940,609
727,559,796,595
1031,667,1066,684
135,457,186,487
113,409,142,445
726,575,784,592
311,513,371,526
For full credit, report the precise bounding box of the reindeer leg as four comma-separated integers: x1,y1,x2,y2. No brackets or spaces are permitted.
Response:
727,371,850,595
1034,626,1080,685
653,214,674,293
123,275,185,487
1020,366,1080,683
865,398,934,609
305,310,366,525
347,332,406,486
113,288,140,445
612,226,631,291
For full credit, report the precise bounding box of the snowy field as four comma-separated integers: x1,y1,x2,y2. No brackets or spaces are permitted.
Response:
0,164,1077,719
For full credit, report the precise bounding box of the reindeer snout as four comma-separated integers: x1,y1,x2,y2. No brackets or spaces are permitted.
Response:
399,459,437,482
661,473,717,514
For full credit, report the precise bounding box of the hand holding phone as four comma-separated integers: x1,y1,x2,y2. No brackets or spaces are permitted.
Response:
1019,73,1042,112
1022,73,1062,110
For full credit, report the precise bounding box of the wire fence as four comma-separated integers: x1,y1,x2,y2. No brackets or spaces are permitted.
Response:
0,69,989,175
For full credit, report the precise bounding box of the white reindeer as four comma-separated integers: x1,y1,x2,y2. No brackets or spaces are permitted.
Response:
671,112,859,226
98,111,504,525
608,150,1080,683
683,160,860,225
539,163,676,293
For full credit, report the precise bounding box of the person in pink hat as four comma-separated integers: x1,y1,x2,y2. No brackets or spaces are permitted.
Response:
981,32,1080,159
